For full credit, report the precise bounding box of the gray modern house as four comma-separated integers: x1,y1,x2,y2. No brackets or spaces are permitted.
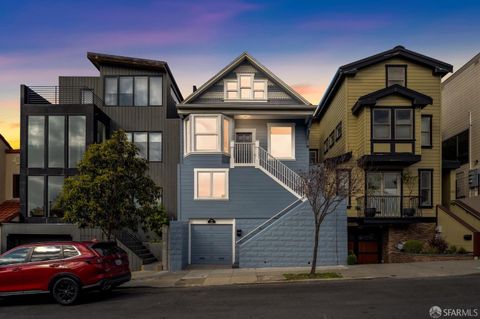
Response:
3,53,183,268
170,53,347,270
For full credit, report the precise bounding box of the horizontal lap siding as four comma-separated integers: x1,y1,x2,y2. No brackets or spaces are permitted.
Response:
179,154,297,220
235,119,309,172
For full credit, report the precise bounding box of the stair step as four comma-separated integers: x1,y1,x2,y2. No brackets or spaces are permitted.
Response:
142,257,158,265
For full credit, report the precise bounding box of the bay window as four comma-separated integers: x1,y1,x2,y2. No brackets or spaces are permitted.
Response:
268,123,295,159
372,109,391,140
194,169,229,200
395,109,413,139
184,115,232,155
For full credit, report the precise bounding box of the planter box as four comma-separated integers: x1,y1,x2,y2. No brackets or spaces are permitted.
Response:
389,251,473,263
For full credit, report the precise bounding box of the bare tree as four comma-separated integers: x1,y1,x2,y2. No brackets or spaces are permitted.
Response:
301,156,363,275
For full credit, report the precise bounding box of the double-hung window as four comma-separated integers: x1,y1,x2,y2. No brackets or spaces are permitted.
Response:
421,115,432,147
419,170,433,207
386,66,406,87
194,116,218,152
268,123,295,160
184,115,232,155
395,109,413,139
372,109,391,140
194,169,229,200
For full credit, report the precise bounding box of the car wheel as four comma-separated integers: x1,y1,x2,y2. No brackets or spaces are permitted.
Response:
51,277,80,305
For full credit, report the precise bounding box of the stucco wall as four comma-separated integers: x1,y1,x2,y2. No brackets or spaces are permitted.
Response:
238,200,347,268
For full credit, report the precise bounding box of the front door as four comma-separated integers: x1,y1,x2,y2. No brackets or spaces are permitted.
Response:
235,131,254,164
366,172,401,217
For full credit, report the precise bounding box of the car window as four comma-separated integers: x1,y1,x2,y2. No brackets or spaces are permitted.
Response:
63,245,80,258
30,246,62,262
91,243,124,256
0,247,30,266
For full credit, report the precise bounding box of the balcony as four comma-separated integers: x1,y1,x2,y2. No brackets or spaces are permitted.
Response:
23,85,103,106
355,195,422,220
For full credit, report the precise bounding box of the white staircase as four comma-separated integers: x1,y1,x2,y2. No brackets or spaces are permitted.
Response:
230,141,305,198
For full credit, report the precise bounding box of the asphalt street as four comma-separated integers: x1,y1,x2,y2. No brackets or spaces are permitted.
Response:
0,275,479,319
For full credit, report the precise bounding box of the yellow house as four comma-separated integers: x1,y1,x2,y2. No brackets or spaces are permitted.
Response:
310,46,452,263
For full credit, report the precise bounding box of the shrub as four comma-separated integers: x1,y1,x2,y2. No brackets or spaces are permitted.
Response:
457,247,467,254
347,254,357,265
446,245,457,254
403,240,424,253
422,245,439,254
428,236,448,254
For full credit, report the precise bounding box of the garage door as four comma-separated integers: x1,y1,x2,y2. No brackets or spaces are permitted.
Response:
191,224,232,265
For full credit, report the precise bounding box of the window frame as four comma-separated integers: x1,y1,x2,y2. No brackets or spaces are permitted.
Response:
184,114,232,156
418,169,433,208
267,123,296,160
421,115,433,148
223,73,268,101
335,122,342,141
386,65,407,87
394,109,413,140
309,149,319,164
27,175,45,217
372,109,392,140
126,131,163,162
104,75,163,107
194,168,229,200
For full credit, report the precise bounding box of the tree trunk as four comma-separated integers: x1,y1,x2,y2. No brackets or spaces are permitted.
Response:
310,222,321,275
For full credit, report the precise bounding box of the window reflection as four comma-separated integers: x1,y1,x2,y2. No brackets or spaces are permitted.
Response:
28,116,45,168
68,116,86,168
48,116,65,168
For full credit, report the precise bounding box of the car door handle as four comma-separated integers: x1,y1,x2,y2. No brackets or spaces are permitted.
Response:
49,264,61,268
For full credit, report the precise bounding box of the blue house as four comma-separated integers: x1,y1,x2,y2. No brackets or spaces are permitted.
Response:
170,53,347,270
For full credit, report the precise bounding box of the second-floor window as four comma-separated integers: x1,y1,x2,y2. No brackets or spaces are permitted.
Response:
126,132,163,162
443,129,469,165
105,76,162,106
224,74,267,101
421,115,432,147
386,66,406,87
372,109,413,140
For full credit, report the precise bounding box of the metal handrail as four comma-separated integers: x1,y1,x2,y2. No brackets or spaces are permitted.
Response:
24,85,104,106
356,195,422,218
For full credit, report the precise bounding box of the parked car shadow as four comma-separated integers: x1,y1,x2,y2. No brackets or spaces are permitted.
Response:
0,287,144,307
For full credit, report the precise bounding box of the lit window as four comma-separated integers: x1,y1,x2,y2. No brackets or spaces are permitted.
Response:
387,66,406,87
195,169,229,200
223,118,230,153
194,116,218,151
224,74,267,100
268,123,295,159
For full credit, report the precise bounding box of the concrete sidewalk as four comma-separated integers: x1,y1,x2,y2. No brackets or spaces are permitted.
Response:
126,259,480,288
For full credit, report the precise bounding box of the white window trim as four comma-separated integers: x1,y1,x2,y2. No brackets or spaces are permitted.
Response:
194,168,229,200
188,219,235,265
267,123,296,160
184,114,233,156
193,115,220,152
223,73,268,102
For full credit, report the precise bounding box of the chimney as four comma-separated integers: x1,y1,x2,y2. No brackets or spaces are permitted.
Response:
193,85,197,92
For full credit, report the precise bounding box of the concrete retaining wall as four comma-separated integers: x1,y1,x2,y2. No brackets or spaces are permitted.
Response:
238,200,347,268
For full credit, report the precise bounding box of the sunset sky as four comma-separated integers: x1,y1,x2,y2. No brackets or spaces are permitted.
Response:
1,0,480,148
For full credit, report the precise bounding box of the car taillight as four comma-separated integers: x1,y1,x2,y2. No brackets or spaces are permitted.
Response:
85,257,103,265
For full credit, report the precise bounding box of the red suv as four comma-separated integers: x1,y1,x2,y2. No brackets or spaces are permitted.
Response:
0,241,131,305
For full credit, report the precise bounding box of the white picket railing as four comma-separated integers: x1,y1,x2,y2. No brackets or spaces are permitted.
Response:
230,141,305,198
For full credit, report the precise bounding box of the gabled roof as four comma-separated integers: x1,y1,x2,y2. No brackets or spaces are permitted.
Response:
313,45,453,119
181,52,311,105
0,200,20,223
351,84,433,115
87,52,183,101
0,134,12,150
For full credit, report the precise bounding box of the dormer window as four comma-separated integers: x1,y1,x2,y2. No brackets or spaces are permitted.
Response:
224,73,267,101
386,65,407,87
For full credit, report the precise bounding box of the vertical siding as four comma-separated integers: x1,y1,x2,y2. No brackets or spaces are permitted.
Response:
59,67,181,218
